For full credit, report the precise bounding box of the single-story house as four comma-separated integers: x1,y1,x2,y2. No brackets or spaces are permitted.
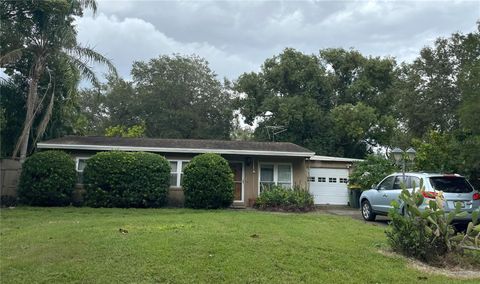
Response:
37,136,362,207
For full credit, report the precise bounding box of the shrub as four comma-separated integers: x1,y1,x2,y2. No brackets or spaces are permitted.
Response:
254,185,315,212
83,151,170,208
182,153,234,209
0,195,17,207
348,155,397,190
386,180,479,265
18,150,76,206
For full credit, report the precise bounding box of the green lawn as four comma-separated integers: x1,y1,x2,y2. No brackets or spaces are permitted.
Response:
0,207,477,283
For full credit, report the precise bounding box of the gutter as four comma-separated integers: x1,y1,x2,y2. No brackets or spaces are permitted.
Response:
37,143,315,158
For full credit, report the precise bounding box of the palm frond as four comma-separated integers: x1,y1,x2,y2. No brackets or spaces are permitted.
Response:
0,48,24,67
0,77,15,88
68,45,118,78
66,55,101,87
78,0,98,14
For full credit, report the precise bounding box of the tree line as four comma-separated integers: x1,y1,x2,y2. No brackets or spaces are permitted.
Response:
1,1,479,183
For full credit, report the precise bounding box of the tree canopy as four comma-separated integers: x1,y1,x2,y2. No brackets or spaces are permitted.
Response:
1,2,478,185
0,0,116,161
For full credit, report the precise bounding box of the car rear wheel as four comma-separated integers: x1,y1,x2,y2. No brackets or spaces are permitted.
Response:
361,200,376,221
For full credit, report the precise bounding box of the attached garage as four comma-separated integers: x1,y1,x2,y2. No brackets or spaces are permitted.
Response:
309,168,349,205
308,155,362,205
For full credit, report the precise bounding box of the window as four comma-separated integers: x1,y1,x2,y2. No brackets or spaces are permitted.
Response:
393,176,421,190
277,165,292,188
308,176,315,182
259,163,292,192
260,164,275,189
75,157,89,184
393,176,404,190
169,160,189,187
408,176,421,189
339,178,348,183
328,177,337,183
318,177,326,182
429,176,474,193
378,176,395,191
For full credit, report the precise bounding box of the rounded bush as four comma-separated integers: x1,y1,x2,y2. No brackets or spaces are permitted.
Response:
83,151,170,208
182,153,234,209
18,150,76,206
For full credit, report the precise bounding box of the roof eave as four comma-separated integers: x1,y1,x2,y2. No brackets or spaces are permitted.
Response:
309,155,364,162
37,143,315,158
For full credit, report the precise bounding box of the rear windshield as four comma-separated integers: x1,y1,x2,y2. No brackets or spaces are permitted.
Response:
429,177,474,193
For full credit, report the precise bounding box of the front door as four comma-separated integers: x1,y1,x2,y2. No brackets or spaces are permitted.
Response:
229,162,244,202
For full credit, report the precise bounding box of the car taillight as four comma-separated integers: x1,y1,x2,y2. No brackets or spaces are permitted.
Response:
422,191,438,199
473,193,480,200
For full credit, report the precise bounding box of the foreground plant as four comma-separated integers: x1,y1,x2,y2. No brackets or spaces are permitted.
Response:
386,180,480,264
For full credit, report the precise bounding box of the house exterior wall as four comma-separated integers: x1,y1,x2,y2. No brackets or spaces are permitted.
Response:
308,160,355,175
63,150,308,207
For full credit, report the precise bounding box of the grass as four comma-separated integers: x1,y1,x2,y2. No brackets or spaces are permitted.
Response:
0,207,478,283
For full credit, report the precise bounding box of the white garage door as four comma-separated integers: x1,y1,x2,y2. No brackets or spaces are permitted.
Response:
308,168,349,205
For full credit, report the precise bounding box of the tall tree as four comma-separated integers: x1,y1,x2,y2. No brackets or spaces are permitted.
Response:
235,48,336,154
401,23,480,186
130,54,233,139
234,48,397,157
394,23,480,137
0,0,116,161
331,103,396,157
319,48,397,114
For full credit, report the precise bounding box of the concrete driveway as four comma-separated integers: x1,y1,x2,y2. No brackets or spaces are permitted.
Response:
315,205,389,227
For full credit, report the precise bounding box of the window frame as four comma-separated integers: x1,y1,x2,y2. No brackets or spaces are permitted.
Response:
75,157,90,173
168,160,190,188
377,176,395,191
258,162,293,194
75,157,90,184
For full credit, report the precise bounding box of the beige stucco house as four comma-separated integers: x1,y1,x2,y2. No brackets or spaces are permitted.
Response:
37,136,363,207
37,136,316,207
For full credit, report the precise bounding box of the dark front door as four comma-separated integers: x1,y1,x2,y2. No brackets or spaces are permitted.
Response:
229,162,243,202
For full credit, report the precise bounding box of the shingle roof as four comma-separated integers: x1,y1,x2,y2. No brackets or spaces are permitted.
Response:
37,136,315,157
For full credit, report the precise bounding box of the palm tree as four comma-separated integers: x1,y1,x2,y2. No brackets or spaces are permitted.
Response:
0,0,116,162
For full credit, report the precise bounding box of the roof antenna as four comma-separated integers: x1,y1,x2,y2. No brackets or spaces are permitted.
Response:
265,126,287,142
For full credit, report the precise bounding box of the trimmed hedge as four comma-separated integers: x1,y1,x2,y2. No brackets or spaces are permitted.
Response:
182,153,234,209
254,186,315,212
18,150,76,206
83,151,170,208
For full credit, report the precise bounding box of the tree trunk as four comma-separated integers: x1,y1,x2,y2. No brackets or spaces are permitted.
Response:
12,56,45,162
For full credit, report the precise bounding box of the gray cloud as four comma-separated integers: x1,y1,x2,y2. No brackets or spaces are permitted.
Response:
77,0,480,81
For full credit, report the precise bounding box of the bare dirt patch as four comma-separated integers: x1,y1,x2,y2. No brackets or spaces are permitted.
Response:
379,249,480,280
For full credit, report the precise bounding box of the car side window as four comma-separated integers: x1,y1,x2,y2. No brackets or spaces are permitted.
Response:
378,176,395,191
408,177,421,189
392,176,404,190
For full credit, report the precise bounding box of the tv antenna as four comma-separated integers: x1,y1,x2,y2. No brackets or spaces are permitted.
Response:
265,125,287,142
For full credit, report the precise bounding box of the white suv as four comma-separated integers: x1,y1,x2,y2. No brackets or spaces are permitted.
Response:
359,173,480,222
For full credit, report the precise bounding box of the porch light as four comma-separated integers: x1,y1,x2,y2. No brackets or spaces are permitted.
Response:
391,147,416,181
406,147,416,161
391,148,403,163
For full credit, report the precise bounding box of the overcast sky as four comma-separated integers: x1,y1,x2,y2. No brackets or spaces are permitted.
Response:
76,0,480,81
